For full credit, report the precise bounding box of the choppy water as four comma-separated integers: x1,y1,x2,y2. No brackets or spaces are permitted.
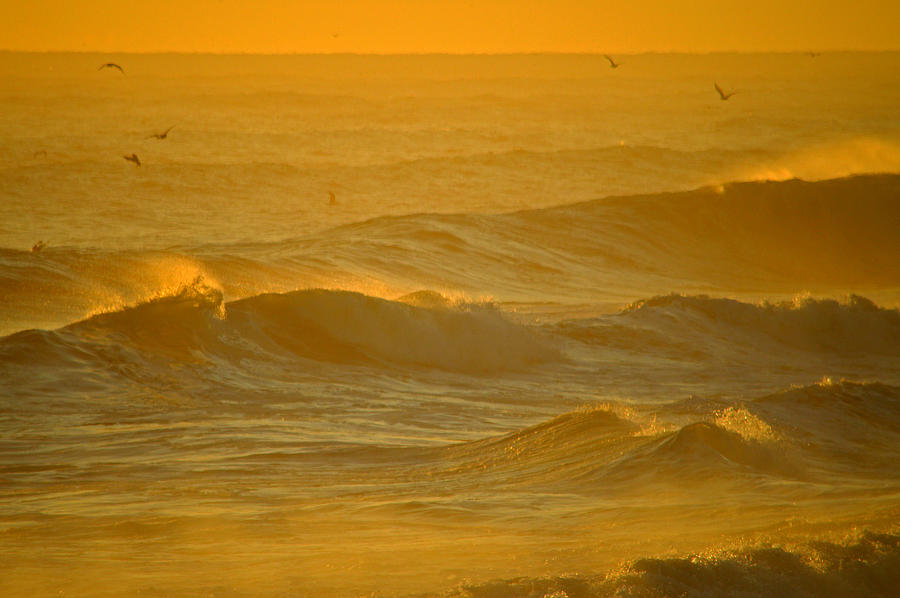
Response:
2,52,900,597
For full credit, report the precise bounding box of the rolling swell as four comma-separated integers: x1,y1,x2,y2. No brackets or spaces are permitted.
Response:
508,173,900,288
620,293,900,355
306,173,900,299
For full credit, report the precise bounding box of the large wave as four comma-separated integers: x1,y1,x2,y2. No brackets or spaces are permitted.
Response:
0,284,559,390
512,173,900,288
314,172,900,298
225,287,559,372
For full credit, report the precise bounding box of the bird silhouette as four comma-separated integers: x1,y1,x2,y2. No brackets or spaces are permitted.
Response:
33,149,47,158
808,51,821,58
31,240,46,253
714,82,737,101
147,126,175,140
604,55,620,69
98,63,125,75
124,153,141,167
329,191,337,205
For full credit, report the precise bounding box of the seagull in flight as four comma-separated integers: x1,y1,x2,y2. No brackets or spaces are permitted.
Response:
604,55,620,69
124,153,141,167
714,82,737,101
147,126,175,140
98,62,125,75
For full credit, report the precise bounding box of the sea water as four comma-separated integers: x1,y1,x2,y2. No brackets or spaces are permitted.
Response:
1,52,899,597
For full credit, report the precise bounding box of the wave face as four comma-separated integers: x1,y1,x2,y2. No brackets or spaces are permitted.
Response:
3,53,900,598
225,288,559,373
519,174,900,289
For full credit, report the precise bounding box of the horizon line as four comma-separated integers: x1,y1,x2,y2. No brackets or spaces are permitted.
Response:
2,49,899,57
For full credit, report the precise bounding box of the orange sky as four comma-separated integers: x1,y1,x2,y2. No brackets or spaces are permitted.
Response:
2,0,899,54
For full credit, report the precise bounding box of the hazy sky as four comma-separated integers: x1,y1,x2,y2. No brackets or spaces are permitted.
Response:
3,0,899,54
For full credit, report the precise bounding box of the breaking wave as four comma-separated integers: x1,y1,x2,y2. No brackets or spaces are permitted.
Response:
0,283,559,380
445,531,900,598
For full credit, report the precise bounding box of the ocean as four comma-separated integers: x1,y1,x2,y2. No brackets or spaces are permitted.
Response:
1,52,899,597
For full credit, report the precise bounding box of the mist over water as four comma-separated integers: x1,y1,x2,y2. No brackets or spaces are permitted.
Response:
2,53,899,597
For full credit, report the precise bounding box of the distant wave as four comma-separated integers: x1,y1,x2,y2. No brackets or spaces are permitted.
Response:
549,293,900,378
727,136,900,183
322,173,900,296
357,142,748,174
447,531,900,598
514,173,900,288
9,131,896,186
620,293,900,355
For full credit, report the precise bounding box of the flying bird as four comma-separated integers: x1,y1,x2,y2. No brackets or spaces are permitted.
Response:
31,240,46,253
98,63,125,75
808,51,821,58
124,153,141,167
147,126,175,140
604,55,620,69
329,191,337,205
33,149,47,158
714,82,737,101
